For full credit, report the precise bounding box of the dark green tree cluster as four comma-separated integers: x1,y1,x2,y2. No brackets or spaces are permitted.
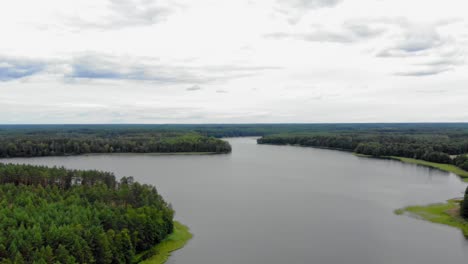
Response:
258,133,468,169
462,186,468,219
454,155,468,171
354,142,453,164
258,134,359,150
0,163,174,264
0,132,231,158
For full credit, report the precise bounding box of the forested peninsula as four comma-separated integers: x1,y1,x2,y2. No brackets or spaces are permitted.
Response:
257,133,468,177
0,163,183,264
0,128,231,158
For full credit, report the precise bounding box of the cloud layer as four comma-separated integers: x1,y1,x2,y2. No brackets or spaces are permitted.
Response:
0,0,467,123
0,57,46,81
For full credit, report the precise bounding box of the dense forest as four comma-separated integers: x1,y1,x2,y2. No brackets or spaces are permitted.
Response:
463,187,468,219
0,130,231,158
258,133,468,171
2,123,468,163
0,163,174,264
3,123,468,138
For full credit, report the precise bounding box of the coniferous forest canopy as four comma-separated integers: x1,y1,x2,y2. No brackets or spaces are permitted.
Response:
0,127,231,158
0,163,173,264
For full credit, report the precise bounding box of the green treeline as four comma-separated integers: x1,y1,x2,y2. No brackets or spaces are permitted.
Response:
462,187,468,219
4,123,468,139
0,132,231,158
257,134,468,171
0,163,174,264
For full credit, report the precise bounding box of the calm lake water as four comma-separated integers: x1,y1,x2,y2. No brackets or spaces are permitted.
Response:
2,137,468,264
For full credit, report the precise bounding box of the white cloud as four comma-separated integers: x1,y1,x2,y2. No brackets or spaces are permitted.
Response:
0,0,467,123
266,21,385,43
275,0,344,24
376,20,466,76
62,0,178,30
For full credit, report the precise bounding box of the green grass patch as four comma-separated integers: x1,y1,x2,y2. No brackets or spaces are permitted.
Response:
394,208,405,215
395,199,468,237
353,153,372,158
136,221,193,264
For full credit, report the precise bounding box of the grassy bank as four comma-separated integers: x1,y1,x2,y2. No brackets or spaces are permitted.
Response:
137,221,193,264
395,199,468,237
354,153,468,182
147,152,217,155
389,156,468,182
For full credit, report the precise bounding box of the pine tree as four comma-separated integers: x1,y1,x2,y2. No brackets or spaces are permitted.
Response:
13,252,25,264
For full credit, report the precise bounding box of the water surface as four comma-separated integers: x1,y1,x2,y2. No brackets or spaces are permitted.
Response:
2,138,468,264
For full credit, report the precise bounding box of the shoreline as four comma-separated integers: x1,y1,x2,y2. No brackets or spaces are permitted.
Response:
257,142,354,153
387,156,468,182
0,151,225,160
83,152,220,156
395,199,468,237
137,221,193,264
354,153,468,182
258,142,468,182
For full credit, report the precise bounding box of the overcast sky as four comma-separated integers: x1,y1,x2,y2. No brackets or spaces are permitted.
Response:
1,0,467,123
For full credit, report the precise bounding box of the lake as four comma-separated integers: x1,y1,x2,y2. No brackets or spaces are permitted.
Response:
2,137,468,264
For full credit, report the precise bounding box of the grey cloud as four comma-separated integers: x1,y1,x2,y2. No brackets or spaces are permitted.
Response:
266,22,385,43
68,0,175,30
0,57,46,81
301,30,357,43
395,67,451,77
67,54,280,84
374,21,465,76
202,65,281,72
412,46,466,71
69,56,207,84
200,65,282,81
269,17,465,77
282,0,343,9
415,89,448,94
276,0,343,24
377,26,443,57
186,85,202,91
107,0,173,26
344,23,386,39
0,53,281,84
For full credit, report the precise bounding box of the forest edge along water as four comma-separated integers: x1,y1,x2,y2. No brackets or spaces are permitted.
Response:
1,137,468,264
